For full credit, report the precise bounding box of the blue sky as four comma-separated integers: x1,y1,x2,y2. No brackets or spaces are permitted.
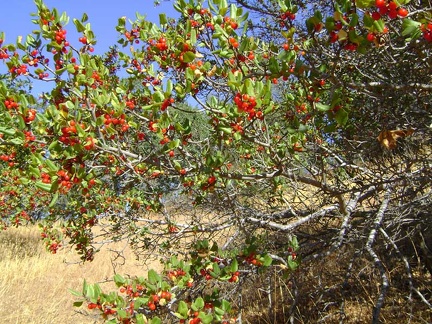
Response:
1,0,178,51
0,0,179,94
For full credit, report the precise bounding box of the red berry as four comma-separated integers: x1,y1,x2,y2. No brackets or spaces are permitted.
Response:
371,12,381,21
366,33,376,42
397,8,408,17
375,0,386,8
388,1,398,10
148,302,156,311
388,9,398,19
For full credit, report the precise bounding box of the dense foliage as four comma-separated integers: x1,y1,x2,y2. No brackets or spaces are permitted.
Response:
0,0,431,322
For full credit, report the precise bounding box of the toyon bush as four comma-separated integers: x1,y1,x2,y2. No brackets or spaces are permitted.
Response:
0,0,431,322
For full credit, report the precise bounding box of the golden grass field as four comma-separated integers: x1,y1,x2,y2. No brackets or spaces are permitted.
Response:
1,222,430,323
0,224,161,324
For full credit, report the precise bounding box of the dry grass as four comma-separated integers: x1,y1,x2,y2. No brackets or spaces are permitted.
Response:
240,247,432,323
0,224,161,324
1,222,430,324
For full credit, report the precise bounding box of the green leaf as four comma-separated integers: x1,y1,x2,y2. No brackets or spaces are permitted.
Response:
114,274,127,286
136,314,146,324
230,258,238,272
325,17,335,32
219,126,232,134
192,297,205,311
349,13,359,28
219,0,228,15
49,192,59,208
165,79,173,96
211,263,221,276
287,256,299,270
214,306,225,316
48,140,62,153
73,18,85,33
290,236,299,250
355,0,374,8
35,181,52,192
45,159,58,172
334,108,348,126
268,57,280,74
372,19,385,33
86,284,95,301
168,139,181,150
177,300,189,317
73,301,84,307
315,103,331,111
150,317,162,324
67,64,76,74
402,19,422,37
182,51,196,63
0,126,16,136
69,288,83,297
20,177,30,185
263,254,273,267
9,137,24,145
221,299,231,312
190,28,197,44
148,269,161,285
198,313,213,324
17,115,26,130
159,13,168,25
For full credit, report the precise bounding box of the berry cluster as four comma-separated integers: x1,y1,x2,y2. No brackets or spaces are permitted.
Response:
0,39,9,59
201,175,217,191
244,252,262,266
9,64,28,75
78,36,87,44
57,169,74,192
234,93,258,116
23,130,36,145
4,98,19,110
119,284,145,298
166,268,186,281
288,246,297,260
88,300,117,316
228,271,240,282
83,136,95,150
59,121,80,146
40,172,51,184
222,16,238,30
161,97,174,111
150,36,168,51
228,37,239,49
0,152,16,167
279,10,296,28
48,241,61,254
103,112,129,132
373,0,408,20
421,22,432,42
147,290,172,311
54,29,67,45
125,99,135,109
199,268,214,281
124,27,141,43
24,109,37,123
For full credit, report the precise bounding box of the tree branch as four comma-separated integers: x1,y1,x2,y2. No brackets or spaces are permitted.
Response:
246,204,338,232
